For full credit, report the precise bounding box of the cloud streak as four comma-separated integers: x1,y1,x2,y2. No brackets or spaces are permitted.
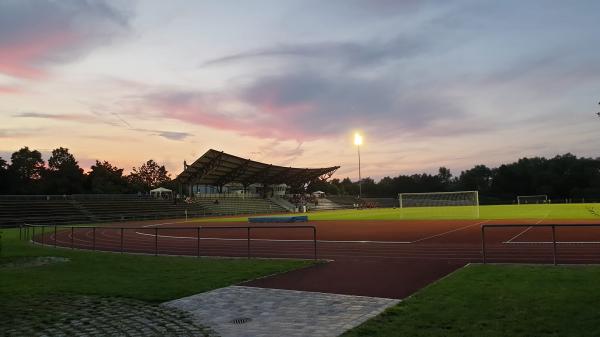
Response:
202,34,431,70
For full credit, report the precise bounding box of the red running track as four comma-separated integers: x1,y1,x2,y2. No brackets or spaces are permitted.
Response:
31,218,600,299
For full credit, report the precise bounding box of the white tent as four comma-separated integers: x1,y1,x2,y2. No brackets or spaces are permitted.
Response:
150,187,173,199
312,190,326,197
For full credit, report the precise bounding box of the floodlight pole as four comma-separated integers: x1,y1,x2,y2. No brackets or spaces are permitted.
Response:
357,143,362,198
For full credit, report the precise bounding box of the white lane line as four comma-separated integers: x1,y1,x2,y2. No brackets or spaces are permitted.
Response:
504,226,533,243
410,220,488,244
503,215,548,244
133,231,411,243
134,219,491,244
504,241,600,245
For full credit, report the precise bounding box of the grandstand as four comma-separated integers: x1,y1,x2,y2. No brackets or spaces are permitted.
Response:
176,149,339,211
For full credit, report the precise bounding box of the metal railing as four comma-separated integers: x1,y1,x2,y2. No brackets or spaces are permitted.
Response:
481,223,600,265
20,224,318,260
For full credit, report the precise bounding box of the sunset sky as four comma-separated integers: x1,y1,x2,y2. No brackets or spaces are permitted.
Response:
1,0,599,180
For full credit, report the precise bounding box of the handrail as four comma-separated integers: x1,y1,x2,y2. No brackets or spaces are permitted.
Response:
21,223,318,260
481,223,600,265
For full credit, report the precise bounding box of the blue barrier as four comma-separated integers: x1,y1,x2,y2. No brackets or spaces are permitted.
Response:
248,215,308,223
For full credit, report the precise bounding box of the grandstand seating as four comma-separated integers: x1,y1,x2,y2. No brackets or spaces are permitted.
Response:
190,196,287,215
0,197,207,227
309,198,350,210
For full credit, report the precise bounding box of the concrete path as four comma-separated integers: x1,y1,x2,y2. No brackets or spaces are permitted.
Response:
163,286,399,337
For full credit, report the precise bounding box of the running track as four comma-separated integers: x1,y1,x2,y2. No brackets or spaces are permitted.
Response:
32,218,600,299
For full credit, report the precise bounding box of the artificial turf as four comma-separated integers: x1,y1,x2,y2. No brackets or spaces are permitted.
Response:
342,264,600,337
193,203,600,222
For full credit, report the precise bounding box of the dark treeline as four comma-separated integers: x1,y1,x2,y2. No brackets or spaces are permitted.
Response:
0,147,172,195
1,147,599,201
308,153,600,202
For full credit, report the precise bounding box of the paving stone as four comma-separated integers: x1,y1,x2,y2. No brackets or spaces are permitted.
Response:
2,296,216,337
164,285,399,337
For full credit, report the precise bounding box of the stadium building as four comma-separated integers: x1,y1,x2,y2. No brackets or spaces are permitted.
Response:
176,149,339,198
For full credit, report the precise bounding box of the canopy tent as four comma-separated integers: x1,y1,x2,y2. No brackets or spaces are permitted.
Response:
150,187,173,199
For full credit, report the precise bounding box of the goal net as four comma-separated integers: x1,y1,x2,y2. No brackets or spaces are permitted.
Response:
517,195,548,204
398,191,480,218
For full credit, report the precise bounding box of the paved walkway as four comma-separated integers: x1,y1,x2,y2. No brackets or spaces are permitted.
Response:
163,286,399,337
3,296,214,337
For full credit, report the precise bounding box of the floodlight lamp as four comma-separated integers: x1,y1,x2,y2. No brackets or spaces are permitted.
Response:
354,133,363,146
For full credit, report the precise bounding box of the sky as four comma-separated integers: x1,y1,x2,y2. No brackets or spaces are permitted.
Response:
1,0,599,180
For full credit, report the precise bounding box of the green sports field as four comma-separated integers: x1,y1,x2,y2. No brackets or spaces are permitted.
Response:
196,203,600,222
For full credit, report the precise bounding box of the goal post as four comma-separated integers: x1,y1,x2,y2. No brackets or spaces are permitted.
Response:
517,195,548,204
398,191,480,218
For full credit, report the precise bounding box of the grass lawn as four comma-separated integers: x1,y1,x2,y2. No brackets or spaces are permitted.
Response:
343,264,600,337
0,228,312,329
192,203,600,222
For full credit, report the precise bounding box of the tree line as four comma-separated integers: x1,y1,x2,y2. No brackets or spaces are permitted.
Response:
1,147,599,202
308,153,600,203
0,147,172,195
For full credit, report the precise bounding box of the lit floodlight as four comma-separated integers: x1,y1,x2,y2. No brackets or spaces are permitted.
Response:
354,133,363,146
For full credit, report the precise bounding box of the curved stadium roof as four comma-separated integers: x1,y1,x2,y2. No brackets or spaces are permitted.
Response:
176,149,339,187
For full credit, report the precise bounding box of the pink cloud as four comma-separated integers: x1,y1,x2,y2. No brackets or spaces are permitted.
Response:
0,86,21,94
0,31,78,79
147,92,318,141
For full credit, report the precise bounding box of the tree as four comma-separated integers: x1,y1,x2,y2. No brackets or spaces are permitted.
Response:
44,147,85,194
0,157,8,194
458,165,492,192
8,147,45,194
87,160,129,193
437,167,453,190
128,160,171,191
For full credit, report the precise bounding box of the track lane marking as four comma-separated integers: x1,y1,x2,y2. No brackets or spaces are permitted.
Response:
410,220,488,243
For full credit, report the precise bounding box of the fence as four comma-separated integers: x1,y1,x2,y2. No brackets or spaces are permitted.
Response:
481,223,600,265
21,224,318,260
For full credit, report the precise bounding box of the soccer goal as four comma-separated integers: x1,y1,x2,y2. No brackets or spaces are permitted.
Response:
517,195,548,204
398,191,480,218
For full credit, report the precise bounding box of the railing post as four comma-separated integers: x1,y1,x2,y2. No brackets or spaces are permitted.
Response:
247,227,251,259
313,227,317,261
155,227,158,256
197,227,200,257
41,226,45,245
92,227,96,251
481,225,486,264
32,226,35,243
54,225,57,247
19,225,22,240
552,225,557,266
71,227,74,249
120,228,124,253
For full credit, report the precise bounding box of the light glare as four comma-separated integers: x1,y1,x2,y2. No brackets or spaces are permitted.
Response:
354,133,363,146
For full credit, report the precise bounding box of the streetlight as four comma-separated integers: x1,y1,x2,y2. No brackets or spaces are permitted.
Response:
354,132,363,198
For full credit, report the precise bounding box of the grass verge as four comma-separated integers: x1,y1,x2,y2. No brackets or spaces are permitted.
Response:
0,228,312,330
343,264,600,337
